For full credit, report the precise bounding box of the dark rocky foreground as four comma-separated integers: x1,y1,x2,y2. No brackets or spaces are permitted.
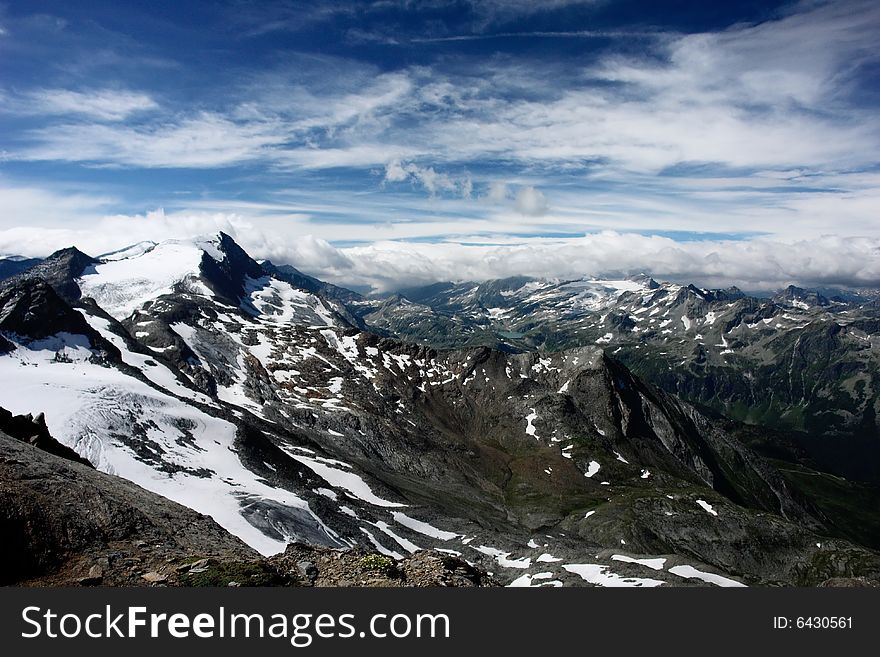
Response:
0,425,494,587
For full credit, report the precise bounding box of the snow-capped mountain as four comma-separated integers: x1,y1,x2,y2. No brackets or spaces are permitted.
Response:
352,274,880,482
2,233,879,586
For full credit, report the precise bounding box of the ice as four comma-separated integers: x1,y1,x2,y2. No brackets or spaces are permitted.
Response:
243,276,336,327
321,330,377,379
435,548,462,556
585,460,601,478
0,335,329,556
78,311,213,406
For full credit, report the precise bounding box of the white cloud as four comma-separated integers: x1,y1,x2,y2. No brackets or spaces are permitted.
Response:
0,208,250,259
312,232,880,293
460,174,473,199
514,186,548,216
382,159,470,196
3,207,879,294
383,159,410,183
484,181,510,202
0,181,117,228
22,88,158,121
19,112,289,168
8,2,880,183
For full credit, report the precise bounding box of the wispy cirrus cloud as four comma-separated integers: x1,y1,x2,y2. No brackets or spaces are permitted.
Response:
10,1,879,176
20,88,159,121
17,112,289,168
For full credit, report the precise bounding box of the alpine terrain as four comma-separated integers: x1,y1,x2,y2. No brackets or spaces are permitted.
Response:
2,233,879,587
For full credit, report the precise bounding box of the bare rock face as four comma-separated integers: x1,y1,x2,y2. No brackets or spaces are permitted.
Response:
4,246,95,303
818,577,880,587
0,430,257,585
268,543,497,588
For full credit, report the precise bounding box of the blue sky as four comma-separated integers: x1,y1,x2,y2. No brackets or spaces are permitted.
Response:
0,0,879,291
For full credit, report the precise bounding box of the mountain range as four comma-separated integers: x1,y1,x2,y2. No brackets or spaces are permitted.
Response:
2,233,879,587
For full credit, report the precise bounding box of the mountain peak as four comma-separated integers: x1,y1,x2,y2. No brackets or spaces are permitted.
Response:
3,246,97,302
776,284,829,307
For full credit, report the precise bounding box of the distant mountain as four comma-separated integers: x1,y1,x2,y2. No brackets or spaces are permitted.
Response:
0,255,43,281
2,233,879,586
347,275,880,482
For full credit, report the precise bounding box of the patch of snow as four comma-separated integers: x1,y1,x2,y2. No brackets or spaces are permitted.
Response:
372,521,420,553
392,512,458,540
536,553,562,563
473,545,531,569
360,528,403,560
508,572,563,588
611,555,666,571
563,564,664,587
280,446,406,508
525,409,539,439
668,565,745,587
696,499,718,516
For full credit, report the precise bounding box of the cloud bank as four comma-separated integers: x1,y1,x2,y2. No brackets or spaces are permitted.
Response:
2,210,878,294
